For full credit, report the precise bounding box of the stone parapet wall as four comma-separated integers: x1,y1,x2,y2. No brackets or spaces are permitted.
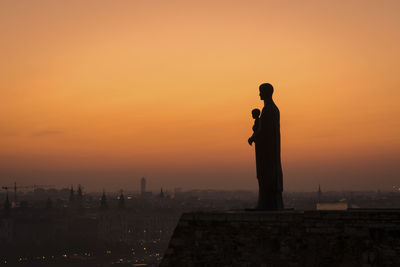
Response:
160,210,400,267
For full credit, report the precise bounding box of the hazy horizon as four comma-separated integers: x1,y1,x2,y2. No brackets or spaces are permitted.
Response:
1,1,399,192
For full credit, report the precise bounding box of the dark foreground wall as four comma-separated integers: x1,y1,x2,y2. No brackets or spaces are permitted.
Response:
160,210,400,267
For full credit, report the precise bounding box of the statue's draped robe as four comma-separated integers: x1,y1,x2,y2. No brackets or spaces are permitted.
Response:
255,100,283,210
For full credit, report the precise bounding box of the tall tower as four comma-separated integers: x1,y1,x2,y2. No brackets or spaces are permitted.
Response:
141,177,146,196
317,184,322,203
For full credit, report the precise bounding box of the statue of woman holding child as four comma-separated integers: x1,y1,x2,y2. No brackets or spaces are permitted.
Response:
248,83,284,210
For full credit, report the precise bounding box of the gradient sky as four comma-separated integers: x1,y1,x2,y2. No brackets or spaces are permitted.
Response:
1,0,399,191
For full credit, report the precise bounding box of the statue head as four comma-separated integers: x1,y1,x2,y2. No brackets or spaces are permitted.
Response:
259,83,274,100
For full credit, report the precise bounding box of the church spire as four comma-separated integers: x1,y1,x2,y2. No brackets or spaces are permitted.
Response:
159,188,165,198
118,191,125,209
77,184,83,199
100,191,108,210
69,185,75,203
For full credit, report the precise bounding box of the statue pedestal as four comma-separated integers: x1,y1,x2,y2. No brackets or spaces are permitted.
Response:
160,210,400,267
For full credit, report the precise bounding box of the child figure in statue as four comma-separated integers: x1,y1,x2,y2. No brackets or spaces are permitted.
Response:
248,108,260,146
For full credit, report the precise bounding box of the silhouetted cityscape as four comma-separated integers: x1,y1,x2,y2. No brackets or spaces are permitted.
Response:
1,178,400,266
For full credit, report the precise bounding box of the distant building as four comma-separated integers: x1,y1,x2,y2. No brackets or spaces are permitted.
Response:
159,188,165,198
315,185,348,210
76,184,83,209
317,184,322,203
77,184,83,200
140,177,152,197
69,185,75,203
100,191,108,210
141,177,146,196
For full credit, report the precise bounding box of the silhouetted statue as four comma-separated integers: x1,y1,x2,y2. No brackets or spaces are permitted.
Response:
248,83,284,210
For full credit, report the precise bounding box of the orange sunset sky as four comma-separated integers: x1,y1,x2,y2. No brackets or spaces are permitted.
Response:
1,0,399,191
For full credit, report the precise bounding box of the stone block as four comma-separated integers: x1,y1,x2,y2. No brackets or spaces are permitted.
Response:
161,210,400,266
